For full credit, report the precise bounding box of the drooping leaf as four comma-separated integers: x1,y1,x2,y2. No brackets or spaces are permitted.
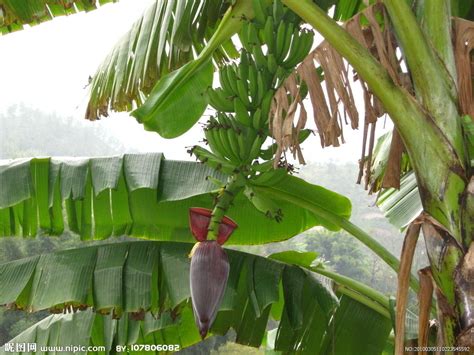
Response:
0,0,118,35
252,173,352,231
131,60,213,138
318,295,393,355
0,155,352,245
84,0,243,122
0,240,341,353
1,240,395,353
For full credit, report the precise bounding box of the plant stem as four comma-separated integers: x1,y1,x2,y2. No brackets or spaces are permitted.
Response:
336,285,391,319
255,185,420,293
312,266,390,309
207,174,245,240
385,0,462,159
415,0,457,83
283,0,466,241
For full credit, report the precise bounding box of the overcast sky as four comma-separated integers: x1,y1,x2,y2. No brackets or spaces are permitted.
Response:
0,0,388,164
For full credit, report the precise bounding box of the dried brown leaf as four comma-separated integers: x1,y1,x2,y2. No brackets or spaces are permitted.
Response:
382,128,404,189
417,267,434,354
395,222,421,355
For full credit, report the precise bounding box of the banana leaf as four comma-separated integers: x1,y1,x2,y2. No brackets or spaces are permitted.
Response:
377,172,423,230
0,0,118,35
0,241,390,354
85,0,237,121
0,154,351,244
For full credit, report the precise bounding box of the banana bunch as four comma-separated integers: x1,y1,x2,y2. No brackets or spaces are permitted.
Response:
198,0,315,173
209,50,274,113
243,0,314,71
204,113,266,165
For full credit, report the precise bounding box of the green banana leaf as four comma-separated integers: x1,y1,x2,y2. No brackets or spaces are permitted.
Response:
0,241,391,354
85,0,238,121
377,172,422,230
131,60,213,138
367,130,421,230
0,0,118,35
0,154,351,244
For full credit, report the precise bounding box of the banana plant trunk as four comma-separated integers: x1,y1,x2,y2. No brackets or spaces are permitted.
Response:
282,0,474,349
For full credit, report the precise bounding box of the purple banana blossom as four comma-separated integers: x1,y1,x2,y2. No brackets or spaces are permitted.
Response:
190,240,229,339
188,208,237,338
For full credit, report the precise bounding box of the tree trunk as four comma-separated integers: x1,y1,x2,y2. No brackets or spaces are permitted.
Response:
282,0,474,349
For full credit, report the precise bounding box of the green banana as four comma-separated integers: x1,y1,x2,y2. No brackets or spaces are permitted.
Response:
247,21,260,47
256,70,266,105
234,97,252,126
239,21,252,52
267,53,278,74
205,127,222,158
252,0,267,25
275,21,287,60
236,77,251,107
263,16,275,54
244,185,283,222
219,66,234,97
191,146,237,174
248,61,258,101
260,90,274,124
278,22,294,63
252,43,267,70
283,29,314,69
236,128,247,161
252,108,263,130
248,134,266,161
226,126,243,162
273,0,285,23
207,117,230,158
242,126,258,160
208,88,234,112
239,50,250,83
226,64,239,96
260,129,313,160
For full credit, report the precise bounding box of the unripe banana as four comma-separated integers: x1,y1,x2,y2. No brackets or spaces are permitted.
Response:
248,134,266,161
252,44,267,70
205,127,224,159
226,126,243,162
252,0,267,25
247,21,260,47
239,50,250,83
252,108,263,130
236,77,251,107
278,22,294,63
239,21,252,52
247,62,258,101
260,90,274,124
263,16,275,54
284,29,314,69
219,67,234,97
191,146,237,174
256,70,266,105
275,21,287,59
267,53,278,74
208,88,234,112
234,97,252,126
226,65,239,96
273,0,285,23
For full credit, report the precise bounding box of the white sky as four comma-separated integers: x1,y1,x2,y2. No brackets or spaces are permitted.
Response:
0,0,389,163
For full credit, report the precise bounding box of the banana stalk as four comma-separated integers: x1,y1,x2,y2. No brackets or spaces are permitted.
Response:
188,174,244,338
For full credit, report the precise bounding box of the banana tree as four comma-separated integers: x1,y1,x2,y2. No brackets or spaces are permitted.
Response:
81,0,474,350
